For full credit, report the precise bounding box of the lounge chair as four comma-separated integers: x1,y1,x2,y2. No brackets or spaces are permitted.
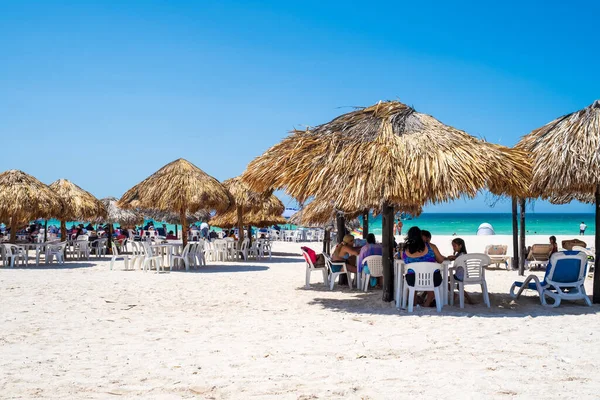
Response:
510,251,591,307
484,244,511,269
526,244,551,270
562,239,586,251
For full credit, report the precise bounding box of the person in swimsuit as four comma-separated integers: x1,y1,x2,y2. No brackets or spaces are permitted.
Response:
402,227,445,307
331,234,360,274
548,236,558,257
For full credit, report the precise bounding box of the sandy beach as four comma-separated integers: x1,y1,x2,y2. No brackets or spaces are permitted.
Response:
1,238,600,399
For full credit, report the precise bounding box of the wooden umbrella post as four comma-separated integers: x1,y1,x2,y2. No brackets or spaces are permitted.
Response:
180,209,188,248
382,202,395,302
9,215,17,244
512,197,519,270
336,214,345,243
61,220,67,243
519,199,526,275
107,223,113,253
237,206,244,247
593,185,600,304
44,219,48,242
362,210,369,239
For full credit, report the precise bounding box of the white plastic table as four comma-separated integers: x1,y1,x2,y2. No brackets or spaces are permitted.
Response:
17,242,59,266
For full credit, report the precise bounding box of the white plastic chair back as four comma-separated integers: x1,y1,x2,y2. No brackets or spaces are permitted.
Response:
453,254,490,283
362,255,384,276
77,235,89,241
405,262,442,291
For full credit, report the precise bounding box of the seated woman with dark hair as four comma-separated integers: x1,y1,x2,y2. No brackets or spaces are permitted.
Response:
402,226,445,307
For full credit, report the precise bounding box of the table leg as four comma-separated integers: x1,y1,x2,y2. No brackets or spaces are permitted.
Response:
443,265,449,306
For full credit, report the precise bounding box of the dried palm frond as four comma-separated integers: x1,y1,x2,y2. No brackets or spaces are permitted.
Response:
97,197,143,226
211,194,285,228
49,179,107,221
549,193,594,205
0,170,62,224
242,101,531,211
516,100,600,197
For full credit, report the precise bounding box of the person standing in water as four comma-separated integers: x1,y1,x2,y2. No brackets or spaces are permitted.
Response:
580,221,587,236
395,219,403,236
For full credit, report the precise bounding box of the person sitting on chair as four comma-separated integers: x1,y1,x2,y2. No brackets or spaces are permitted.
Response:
331,234,360,274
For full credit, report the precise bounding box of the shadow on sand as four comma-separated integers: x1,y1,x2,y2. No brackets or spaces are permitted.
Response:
302,285,600,318
172,264,269,273
2,262,97,270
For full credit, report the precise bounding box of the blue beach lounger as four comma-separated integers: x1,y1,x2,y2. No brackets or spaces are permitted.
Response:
510,251,591,307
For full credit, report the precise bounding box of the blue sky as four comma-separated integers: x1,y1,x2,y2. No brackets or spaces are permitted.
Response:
1,1,598,213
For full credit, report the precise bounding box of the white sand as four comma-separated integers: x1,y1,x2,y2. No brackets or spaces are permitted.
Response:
1,237,600,399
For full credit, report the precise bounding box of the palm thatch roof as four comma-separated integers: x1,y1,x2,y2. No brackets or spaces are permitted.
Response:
549,193,594,205
0,170,62,223
144,209,211,225
49,179,107,221
118,159,232,214
516,100,600,197
211,194,285,228
97,197,143,226
242,101,531,211
222,177,272,213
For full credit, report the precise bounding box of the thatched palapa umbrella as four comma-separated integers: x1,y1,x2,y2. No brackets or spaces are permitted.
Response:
98,197,143,227
220,177,283,245
0,170,62,243
49,179,107,245
211,181,284,237
118,159,231,247
243,101,531,301
516,100,600,302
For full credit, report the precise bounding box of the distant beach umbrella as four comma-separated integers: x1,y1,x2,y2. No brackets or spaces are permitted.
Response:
0,170,62,243
516,99,600,302
211,190,284,230
243,100,530,301
218,177,283,245
97,197,143,226
49,179,107,244
118,158,232,247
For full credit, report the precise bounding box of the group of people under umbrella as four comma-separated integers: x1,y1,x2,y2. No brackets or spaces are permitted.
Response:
1,99,599,303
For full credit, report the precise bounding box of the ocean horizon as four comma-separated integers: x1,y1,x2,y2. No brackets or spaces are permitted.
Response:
38,212,596,236
363,212,595,236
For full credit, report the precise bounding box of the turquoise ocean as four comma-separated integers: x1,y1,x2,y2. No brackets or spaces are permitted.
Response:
41,213,595,236
364,213,595,236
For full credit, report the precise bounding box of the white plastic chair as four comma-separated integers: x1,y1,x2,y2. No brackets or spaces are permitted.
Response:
141,242,165,273
449,254,491,308
92,238,108,258
45,241,67,264
361,255,383,292
109,243,131,270
302,250,328,289
2,244,27,267
194,241,207,266
74,240,90,260
323,254,352,290
510,251,591,307
236,238,250,261
402,262,443,312
129,242,144,270
171,243,192,271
